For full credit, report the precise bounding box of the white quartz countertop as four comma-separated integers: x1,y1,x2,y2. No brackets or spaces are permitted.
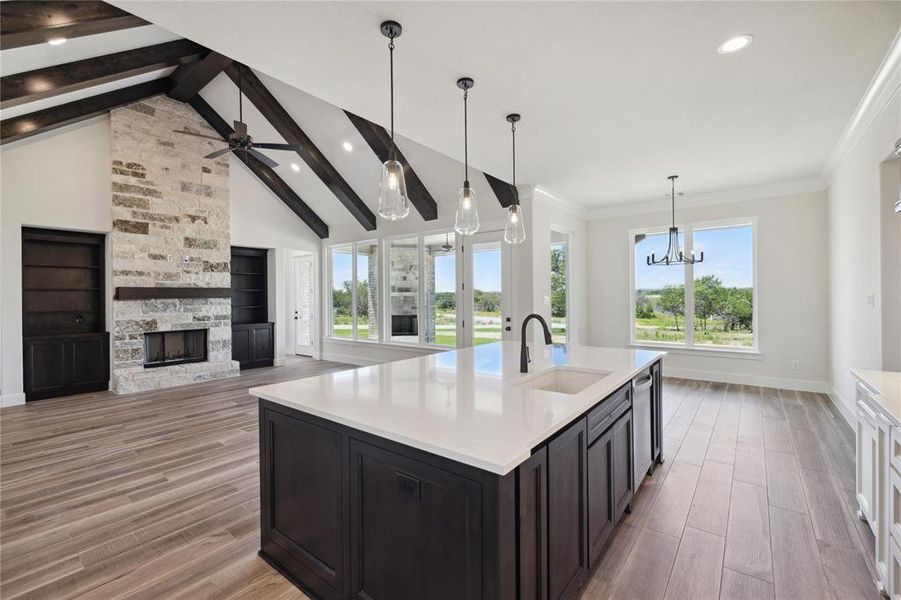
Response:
250,342,664,475
853,369,901,423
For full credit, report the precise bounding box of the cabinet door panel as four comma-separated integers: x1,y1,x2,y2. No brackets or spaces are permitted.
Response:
612,410,634,516
548,418,588,600
262,409,345,597
231,327,251,364
23,338,68,399
518,448,548,600
252,324,272,360
69,334,108,393
350,440,482,600
651,361,663,462
588,429,614,566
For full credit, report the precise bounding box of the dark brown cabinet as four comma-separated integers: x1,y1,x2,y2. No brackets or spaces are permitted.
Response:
518,447,549,600
260,407,347,600
548,417,589,600
587,389,634,566
349,440,483,600
24,333,110,400
232,322,274,369
22,228,109,401
231,247,273,369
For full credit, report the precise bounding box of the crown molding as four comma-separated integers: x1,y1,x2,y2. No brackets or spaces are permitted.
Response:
587,177,826,220
821,28,901,184
528,185,590,219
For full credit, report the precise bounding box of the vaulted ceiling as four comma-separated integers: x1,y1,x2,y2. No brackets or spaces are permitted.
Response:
109,1,901,206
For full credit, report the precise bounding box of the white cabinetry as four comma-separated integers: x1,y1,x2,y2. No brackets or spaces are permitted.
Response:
855,371,901,598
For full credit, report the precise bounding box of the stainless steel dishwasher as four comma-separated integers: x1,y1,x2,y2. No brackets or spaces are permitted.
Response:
632,370,654,482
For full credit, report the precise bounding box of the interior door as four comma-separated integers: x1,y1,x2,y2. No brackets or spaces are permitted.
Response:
460,231,512,348
293,254,316,356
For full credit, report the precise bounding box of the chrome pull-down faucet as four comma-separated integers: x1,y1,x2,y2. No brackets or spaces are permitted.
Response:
520,313,553,373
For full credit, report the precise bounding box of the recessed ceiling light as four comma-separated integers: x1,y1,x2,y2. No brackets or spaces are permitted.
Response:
717,34,753,54
47,37,67,46
342,141,353,152
290,163,300,172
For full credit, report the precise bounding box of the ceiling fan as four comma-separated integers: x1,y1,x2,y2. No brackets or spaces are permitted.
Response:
172,67,299,169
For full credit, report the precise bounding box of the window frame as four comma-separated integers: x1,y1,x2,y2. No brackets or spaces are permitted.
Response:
327,239,380,343
628,217,759,354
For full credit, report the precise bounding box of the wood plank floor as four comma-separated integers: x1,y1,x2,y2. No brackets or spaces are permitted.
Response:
0,369,878,599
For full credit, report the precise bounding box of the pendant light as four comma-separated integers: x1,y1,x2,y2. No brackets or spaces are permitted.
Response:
646,175,704,266
503,113,526,244
454,77,479,235
377,20,409,221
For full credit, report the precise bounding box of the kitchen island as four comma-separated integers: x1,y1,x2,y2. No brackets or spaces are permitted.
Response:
250,342,664,600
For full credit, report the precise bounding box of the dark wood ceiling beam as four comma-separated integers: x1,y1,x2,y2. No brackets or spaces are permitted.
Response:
1,78,169,145
1,39,204,110
168,52,233,102
484,173,518,208
344,110,438,221
188,95,329,239
225,63,376,231
0,1,148,50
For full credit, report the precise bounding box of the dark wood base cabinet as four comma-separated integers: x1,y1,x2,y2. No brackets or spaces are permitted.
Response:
259,359,663,600
232,322,274,369
23,333,109,400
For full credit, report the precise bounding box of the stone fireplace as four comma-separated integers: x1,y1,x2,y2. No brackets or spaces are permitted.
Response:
144,329,208,368
109,95,239,394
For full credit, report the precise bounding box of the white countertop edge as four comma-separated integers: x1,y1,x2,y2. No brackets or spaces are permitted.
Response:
252,348,664,476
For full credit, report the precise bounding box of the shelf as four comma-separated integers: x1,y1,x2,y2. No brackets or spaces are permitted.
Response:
23,264,101,270
233,288,265,293
231,271,265,276
234,305,266,309
25,309,101,315
24,288,102,292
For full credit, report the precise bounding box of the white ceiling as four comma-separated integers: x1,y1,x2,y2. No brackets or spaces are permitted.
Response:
111,1,900,207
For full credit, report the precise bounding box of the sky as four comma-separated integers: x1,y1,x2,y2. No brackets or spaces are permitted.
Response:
635,225,753,290
332,246,502,292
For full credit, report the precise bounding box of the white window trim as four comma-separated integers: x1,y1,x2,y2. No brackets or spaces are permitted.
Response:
628,217,759,354
325,239,379,343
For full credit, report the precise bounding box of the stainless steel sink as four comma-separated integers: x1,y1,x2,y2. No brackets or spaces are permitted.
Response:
521,367,610,395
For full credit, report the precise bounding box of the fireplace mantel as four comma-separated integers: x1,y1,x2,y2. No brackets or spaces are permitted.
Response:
115,287,231,300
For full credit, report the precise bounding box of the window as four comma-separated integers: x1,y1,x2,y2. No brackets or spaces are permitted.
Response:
424,233,456,347
329,241,379,341
632,221,755,350
551,234,569,344
389,238,420,343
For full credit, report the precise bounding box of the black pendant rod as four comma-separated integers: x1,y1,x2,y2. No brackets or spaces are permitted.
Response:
389,36,395,158
238,65,242,124
463,87,469,184
507,113,521,206
669,175,676,226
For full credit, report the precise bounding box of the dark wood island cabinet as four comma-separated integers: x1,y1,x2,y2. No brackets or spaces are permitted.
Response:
255,346,663,600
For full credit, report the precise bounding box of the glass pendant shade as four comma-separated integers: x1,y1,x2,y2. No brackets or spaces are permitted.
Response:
504,203,526,244
454,184,480,235
378,159,409,220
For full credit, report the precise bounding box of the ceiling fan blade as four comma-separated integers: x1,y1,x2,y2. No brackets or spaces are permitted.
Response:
173,129,224,141
233,120,248,138
204,147,233,160
252,143,303,151
248,148,278,168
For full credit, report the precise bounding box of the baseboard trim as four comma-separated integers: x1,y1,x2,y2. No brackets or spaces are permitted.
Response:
663,366,830,394
320,352,381,367
0,393,26,408
827,387,855,429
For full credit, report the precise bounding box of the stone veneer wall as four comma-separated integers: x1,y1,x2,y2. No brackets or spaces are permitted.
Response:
109,95,239,394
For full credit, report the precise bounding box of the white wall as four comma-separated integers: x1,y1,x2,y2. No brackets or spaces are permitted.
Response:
587,190,830,391
0,108,326,405
827,87,901,420
0,117,113,406
229,162,322,364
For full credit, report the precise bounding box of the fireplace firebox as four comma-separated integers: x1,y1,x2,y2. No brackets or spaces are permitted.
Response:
144,329,208,368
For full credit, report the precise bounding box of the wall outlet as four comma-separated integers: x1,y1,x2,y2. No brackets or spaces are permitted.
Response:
166,254,173,262
867,293,876,308
791,360,801,371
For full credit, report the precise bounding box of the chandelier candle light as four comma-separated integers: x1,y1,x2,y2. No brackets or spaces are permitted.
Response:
646,175,704,266
377,20,410,221
503,113,526,244
454,77,479,235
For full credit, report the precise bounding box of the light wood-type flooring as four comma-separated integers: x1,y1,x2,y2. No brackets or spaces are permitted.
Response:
0,364,878,599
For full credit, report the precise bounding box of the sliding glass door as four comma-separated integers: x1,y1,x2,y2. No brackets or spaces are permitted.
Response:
461,231,512,347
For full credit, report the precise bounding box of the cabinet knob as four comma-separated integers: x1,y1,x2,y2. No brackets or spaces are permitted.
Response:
396,471,421,501
74,314,84,324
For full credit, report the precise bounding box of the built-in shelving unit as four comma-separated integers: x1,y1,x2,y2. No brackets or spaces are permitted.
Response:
22,227,109,400
230,247,274,369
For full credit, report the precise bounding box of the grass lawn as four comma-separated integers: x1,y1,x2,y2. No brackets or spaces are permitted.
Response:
635,313,753,347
